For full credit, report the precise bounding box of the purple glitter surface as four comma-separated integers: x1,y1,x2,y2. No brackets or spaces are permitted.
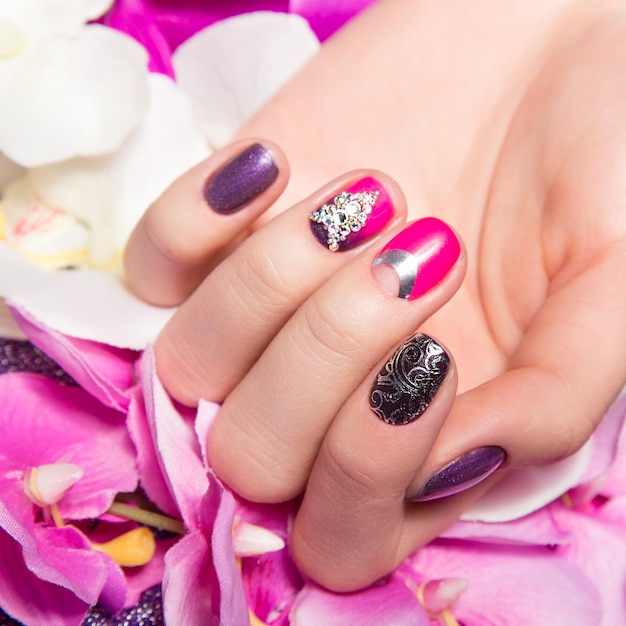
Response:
0,340,165,625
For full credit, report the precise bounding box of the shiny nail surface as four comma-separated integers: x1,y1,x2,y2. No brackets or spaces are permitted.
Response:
372,217,460,300
370,333,449,425
411,446,506,502
310,177,394,251
204,143,278,214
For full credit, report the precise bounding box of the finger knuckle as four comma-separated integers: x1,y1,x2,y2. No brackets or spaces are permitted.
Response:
302,297,365,366
145,210,199,267
323,436,379,496
231,247,293,317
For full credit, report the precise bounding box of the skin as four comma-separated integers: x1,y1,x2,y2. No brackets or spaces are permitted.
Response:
124,0,626,591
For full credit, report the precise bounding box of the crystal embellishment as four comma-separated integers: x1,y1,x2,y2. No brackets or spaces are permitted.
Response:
309,189,380,251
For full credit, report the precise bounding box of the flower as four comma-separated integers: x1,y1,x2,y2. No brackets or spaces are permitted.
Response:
103,0,375,74
0,0,149,167
0,372,139,625
0,11,319,346
8,305,626,625
2,1,626,623
1,71,209,269
134,347,289,625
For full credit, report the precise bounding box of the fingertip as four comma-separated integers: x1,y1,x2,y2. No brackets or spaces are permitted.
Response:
123,138,290,307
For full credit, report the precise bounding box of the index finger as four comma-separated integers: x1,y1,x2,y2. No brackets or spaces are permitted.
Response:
123,139,288,306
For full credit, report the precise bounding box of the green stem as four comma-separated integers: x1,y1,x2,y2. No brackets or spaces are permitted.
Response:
107,501,186,535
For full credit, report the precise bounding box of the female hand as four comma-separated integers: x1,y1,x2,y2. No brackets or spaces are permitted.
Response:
125,0,626,591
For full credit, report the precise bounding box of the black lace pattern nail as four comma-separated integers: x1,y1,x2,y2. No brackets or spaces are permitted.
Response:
369,333,449,425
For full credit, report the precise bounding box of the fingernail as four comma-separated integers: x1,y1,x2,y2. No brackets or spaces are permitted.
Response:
309,176,394,251
370,333,449,425
204,143,279,214
410,446,506,502
372,217,460,300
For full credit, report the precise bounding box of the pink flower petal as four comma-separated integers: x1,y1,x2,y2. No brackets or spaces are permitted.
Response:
0,494,126,612
290,0,376,41
12,305,138,412
290,577,430,626
443,506,570,546
163,473,248,626
553,497,626,625
140,347,207,524
579,390,626,485
242,547,303,625
196,398,220,468
0,373,136,520
127,382,178,518
407,540,602,625
105,0,290,56
0,528,90,626
235,498,301,623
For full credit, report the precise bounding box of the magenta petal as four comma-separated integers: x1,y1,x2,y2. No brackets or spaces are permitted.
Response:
290,577,430,626
163,531,216,625
290,0,375,41
442,506,570,546
101,0,176,76
0,528,89,626
236,499,301,624
242,547,303,625
196,398,220,468
0,373,137,520
202,471,250,626
140,347,208,524
554,498,626,624
105,0,292,65
12,305,138,412
408,540,602,625
163,475,248,626
0,495,125,612
127,383,178,518
580,391,626,485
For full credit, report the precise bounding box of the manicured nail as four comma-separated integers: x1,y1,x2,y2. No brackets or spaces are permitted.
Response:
372,217,460,300
370,333,449,425
410,446,506,502
204,143,279,214
309,176,394,251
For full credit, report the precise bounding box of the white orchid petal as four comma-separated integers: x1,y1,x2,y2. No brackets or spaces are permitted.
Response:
108,73,210,250
173,11,320,148
0,25,149,167
233,521,285,558
0,16,24,57
3,0,77,42
29,74,209,267
1,176,89,269
462,440,592,522
24,463,84,506
0,244,174,348
81,0,115,21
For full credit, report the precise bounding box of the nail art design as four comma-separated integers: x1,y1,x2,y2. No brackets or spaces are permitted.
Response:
372,217,460,300
411,446,506,502
370,333,449,425
310,177,393,251
204,143,278,214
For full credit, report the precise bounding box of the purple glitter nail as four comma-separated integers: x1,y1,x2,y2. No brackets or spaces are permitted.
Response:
204,143,278,214
411,446,506,502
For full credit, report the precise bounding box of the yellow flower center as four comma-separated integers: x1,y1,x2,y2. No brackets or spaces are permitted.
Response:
0,17,24,58
91,527,156,567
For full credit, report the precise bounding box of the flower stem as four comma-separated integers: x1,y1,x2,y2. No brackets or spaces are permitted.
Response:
107,502,186,535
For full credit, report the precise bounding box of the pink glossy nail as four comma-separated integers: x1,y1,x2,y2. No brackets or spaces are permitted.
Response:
309,177,394,251
372,218,460,300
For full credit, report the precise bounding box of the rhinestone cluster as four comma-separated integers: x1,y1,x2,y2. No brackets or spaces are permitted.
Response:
309,190,379,251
